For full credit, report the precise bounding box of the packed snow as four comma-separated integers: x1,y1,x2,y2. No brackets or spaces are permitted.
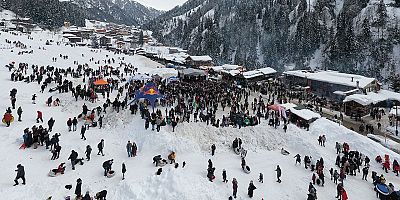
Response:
0,30,400,200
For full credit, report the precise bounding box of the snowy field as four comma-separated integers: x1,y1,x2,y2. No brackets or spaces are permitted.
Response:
0,30,400,200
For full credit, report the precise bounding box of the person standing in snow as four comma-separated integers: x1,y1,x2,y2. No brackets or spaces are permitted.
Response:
47,117,55,132
211,144,216,156
126,141,132,157
36,111,43,123
13,164,25,186
294,154,301,165
122,162,126,180
276,165,282,183
321,135,326,147
32,94,36,104
75,178,82,198
85,145,92,161
67,118,72,131
68,150,78,170
362,166,369,181
232,178,238,198
17,107,22,121
98,115,103,129
247,180,257,198
132,141,137,157
97,139,104,156
222,169,227,183
259,173,264,183
80,125,87,140
72,117,78,131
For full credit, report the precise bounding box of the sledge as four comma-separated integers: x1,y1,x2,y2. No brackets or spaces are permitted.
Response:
234,147,241,155
281,148,290,155
157,159,168,167
2,115,14,124
376,183,390,196
106,170,115,178
243,165,251,174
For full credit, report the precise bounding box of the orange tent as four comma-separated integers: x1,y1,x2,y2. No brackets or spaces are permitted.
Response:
93,79,108,85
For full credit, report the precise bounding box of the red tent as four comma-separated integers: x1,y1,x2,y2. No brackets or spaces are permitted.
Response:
93,79,108,85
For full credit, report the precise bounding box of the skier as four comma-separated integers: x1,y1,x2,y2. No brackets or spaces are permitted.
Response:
97,139,104,156
80,125,87,140
126,141,132,157
85,145,92,161
294,154,301,165
17,107,22,121
211,144,216,156
247,180,257,198
222,169,227,183
232,178,238,198
276,165,282,183
122,162,126,180
75,178,82,198
13,164,25,186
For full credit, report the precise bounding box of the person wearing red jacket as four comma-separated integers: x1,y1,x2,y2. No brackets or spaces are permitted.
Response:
36,111,43,123
3,112,13,127
342,189,348,200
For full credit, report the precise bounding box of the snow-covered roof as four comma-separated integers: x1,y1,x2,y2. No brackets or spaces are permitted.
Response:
280,103,298,110
187,56,213,61
63,34,77,38
290,108,321,121
256,67,277,75
343,89,400,106
283,70,376,89
333,88,360,96
242,70,264,79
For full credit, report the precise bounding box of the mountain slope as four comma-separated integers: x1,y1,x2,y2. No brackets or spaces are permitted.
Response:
147,0,400,83
0,0,162,28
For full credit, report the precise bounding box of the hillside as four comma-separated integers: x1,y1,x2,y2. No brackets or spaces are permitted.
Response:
146,0,400,84
0,0,162,28
0,30,400,200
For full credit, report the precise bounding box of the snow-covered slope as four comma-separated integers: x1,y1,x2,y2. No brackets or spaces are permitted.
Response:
0,30,399,200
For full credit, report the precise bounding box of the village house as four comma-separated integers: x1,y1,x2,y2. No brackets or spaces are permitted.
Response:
283,70,380,101
185,56,214,68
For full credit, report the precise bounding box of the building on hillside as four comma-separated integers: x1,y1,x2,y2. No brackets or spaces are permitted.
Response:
235,67,277,84
99,36,112,47
283,70,380,101
67,36,82,43
185,56,213,68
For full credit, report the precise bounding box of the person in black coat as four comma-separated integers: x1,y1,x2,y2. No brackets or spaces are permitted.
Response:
75,178,82,198
47,117,55,132
102,159,113,176
211,144,216,156
13,164,25,186
122,162,126,180
276,165,282,183
247,181,257,198
68,150,78,170
97,139,104,156
80,125,86,140
72,117,78,131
